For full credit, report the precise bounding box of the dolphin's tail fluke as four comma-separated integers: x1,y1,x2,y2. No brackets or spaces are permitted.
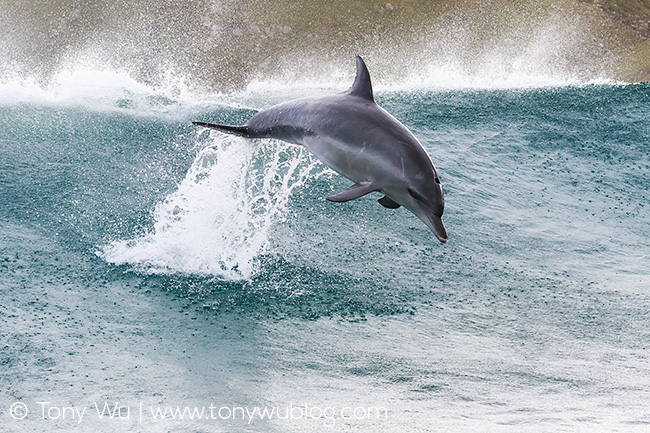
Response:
193,121,250,137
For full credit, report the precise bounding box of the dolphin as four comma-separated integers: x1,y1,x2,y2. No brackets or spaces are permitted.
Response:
193,56,448,242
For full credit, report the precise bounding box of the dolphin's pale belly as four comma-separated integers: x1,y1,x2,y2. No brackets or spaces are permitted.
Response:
300,134,396,187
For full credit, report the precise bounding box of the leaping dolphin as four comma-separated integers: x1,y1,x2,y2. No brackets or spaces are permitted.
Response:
193,56,448,242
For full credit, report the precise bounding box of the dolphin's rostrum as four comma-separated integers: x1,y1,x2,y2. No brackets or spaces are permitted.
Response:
194,57,448,242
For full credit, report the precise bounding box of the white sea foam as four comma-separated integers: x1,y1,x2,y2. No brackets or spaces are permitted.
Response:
0,60,232,116
239,59,616,97
378,63,616,92
0,48,619,117
100,135,322,280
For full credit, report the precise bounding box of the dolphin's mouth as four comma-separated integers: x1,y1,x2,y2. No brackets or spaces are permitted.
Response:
426,213,448,243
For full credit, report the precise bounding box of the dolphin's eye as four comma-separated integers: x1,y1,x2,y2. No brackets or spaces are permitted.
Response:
434,177,440,184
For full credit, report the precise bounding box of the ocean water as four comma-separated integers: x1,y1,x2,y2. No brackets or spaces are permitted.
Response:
1,61,649,433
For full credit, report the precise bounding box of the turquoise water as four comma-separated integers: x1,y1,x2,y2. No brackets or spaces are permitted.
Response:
1,76,649,432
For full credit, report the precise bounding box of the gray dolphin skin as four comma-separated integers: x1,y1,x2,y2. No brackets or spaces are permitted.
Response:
193,56,448,242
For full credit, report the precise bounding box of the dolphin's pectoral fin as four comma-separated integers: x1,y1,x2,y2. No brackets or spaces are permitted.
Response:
326,181,377,202
378,196,401,209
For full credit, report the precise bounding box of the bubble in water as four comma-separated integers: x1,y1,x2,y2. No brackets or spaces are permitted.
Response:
100,135,321,280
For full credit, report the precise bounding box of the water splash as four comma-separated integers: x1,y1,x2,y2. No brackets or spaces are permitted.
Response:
1,0,632,97
100,135,322,280
0,62,222,117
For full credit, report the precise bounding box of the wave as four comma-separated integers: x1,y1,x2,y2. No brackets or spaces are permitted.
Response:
0,63,221,116
0,60,620,118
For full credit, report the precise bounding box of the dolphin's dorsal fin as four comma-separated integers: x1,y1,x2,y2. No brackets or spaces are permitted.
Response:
347,56,374,102
326,181,377,202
